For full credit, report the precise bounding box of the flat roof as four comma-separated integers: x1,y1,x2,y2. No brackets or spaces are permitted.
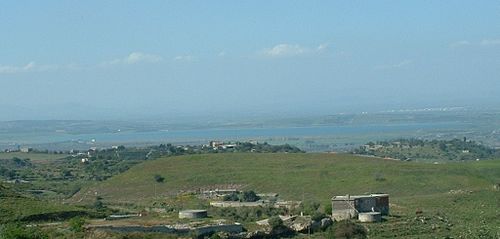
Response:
332,193,389,200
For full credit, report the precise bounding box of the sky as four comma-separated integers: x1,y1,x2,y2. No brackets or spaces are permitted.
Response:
1,1,500,121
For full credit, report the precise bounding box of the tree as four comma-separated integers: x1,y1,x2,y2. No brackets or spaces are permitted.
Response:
154,174,165,183
93,198,105,210
241,190,260,202
223,192,239,201
68,217,86,232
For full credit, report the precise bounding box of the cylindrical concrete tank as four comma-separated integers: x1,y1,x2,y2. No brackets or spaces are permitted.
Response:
358,212,381,223
179,210,208,219
372,194,389,215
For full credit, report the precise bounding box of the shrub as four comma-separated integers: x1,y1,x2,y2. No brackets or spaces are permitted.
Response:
296,200,321,215
324,203,333,215
0,223,48,239
154,174,165,183
268,216,283,229
241,190,260,202
329,220,367,239
68,217,86,232
222,192,239,201
93,199,105,210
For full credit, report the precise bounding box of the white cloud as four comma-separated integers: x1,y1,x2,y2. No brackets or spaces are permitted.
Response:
173,55,197,62
480,39,500,46
101,52,162,66
217,51,226,57
259,43,329,57
317,43,329,51
449,39,500,48
374,60,412,70
0,61,60,74
449,40,471,48
263,44,306,57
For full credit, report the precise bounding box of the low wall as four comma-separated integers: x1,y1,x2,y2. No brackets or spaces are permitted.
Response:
91,223,243,236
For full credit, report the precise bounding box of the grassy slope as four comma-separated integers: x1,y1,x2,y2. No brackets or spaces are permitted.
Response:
74,153,500,238
0,152,69,163
79,153,499,203
0,184,84,223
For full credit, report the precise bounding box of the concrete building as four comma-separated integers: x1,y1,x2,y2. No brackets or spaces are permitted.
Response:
20,147,32,153
331,193,389,221
209,141,224,148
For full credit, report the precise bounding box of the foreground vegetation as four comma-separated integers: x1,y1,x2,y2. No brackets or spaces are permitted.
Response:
71,153,499,238
0,142,302,198
2,149,499,238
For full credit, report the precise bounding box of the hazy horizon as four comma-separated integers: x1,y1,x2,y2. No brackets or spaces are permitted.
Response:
1,1,499,121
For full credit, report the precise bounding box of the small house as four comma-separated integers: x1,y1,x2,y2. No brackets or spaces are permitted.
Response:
331,193,389,221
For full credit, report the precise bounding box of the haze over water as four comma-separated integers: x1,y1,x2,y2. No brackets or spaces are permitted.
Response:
1,1,500,121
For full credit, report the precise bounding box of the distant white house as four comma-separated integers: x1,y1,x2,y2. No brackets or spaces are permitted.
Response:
20,147,32,153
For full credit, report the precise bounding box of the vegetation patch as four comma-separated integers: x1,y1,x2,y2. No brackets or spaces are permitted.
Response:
353,138,499,162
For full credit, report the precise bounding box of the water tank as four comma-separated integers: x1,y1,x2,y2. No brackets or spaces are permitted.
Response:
358,212,381,222
179,209,208,219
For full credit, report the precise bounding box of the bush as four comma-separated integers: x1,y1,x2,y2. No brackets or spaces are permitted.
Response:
0,223,48,239
68,217,86,232
154,174,165,183
268,216,283,229
324,203,332,215
222,192,239,201
210,206,285,223
93,199,105,210
241,190,260,202
296,200,321,215
329,220,367,239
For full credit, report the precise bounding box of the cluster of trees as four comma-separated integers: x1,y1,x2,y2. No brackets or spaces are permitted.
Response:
210,205,287,223
234,142,304,153
155,141,304,155
353,138,499,161
0,158,33,180
222,190,260,202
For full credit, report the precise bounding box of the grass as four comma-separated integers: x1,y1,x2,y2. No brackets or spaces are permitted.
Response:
72,153,500,238
77,153,499,203
0,184,87,224
0,152,69,163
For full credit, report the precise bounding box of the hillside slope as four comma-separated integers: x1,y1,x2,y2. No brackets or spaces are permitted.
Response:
72,153,500,238
74,153,499,203
0,184,87,224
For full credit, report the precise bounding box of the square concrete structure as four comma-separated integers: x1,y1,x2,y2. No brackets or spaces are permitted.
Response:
371,193,389,215
331,193,389,221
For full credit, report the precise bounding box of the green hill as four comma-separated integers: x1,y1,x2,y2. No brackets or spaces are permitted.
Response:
73,153,500,237
76,153,499,203
0,183,88,224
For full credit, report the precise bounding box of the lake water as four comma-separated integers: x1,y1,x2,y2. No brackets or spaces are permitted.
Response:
1,122,468,146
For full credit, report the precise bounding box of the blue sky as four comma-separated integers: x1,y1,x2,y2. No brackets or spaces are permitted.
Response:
1,1,499,120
